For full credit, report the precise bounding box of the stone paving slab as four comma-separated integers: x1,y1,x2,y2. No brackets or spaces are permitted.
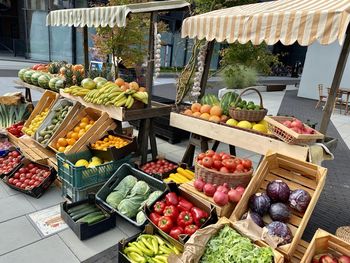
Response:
0,216,41,255
0,194,35,223
0,235,80,263
0,183,9,199
114,214,141,238
24,185,65,211
1,180,20,196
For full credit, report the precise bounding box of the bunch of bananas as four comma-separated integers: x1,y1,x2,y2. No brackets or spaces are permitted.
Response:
164,167,195,184
84,82,149,108
123,234,181,263
63,85,91,96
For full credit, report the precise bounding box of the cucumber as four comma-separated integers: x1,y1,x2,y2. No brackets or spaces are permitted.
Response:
69,204,95,216
76,211,104,223
71,207,100,221
86,214,106,225
67,203,90,214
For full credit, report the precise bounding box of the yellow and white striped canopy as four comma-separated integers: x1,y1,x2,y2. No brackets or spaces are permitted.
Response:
47,0,189,28
181,0,350,46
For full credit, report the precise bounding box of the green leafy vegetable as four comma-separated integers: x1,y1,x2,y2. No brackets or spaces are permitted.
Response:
138,190,163,210
136,211,147,224
106,175,137,208
118,195,148,218
113,175,137,191
130,180,151,196
200,225,274,263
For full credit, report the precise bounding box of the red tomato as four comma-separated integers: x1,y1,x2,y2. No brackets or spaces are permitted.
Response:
21,183,27,189
242,159,252,169
213,160,223,169
27,163,35,169
25,174,32,179
13,179,19,184
234,159,242,165
219,152,226,157
15,182,22,187
236,164,244,172
19,177,26,183
28,180,35,185
205,150,215,157
197,160,203,165
14,172,20,179
19,168,26,173
222,159,236,170
220,166,229,173
221,154,231,160
202,157,213,168
8,178,14,184
212,154,221,161
33,181,40,187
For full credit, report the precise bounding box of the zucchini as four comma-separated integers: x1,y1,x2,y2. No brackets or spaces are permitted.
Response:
76,211,104,223
71,207,100,221
69,205,96,217
67,203,90,214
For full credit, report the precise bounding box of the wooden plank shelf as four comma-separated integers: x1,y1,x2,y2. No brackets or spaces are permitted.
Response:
60,90,172,121
170,112,310,161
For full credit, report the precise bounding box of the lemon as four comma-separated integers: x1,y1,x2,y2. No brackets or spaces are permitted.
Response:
226,118,238,126
252,124,268,133
237,120,252,129
91,156,102,164
75,159,89,167
258,119,268,127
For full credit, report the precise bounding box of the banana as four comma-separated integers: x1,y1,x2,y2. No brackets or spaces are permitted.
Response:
115,97,127,107
138,236,154,252
125,95,133,108
124,246,143,255
126,89,137,95
107,91,123,99
114,92,126,102
133,242,154,256
128,252,146,263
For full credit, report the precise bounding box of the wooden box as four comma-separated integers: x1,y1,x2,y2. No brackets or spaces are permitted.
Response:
23,90,59,136
230,152,327,259
49,107,111,155
300,229,350,263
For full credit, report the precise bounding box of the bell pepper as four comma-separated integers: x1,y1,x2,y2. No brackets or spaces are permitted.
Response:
177,211,193,228
153,201,166,215
158,216,173,233
149,212,161,225
165,192,178,206
184,224,199,236
177,197,194,212
191,207,209,226
169,226,183,240
163,205,179,221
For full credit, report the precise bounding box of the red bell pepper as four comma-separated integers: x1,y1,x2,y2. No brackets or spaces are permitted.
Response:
153,201,166,215
163,205,179,221
190,207,209,226
169,226,183,240
184,224,199,236
165,192,178,206
158,216,173,233
149,212,161,225
177,211,193,228
177,197,194,212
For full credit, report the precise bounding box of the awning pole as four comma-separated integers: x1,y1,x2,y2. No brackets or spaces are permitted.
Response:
320,25,350,134
83,26,89,77
199,41,215,99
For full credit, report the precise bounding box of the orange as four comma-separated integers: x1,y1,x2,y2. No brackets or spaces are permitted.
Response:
71,132,79,140
79,122,87,129
209,115,221,123
67,138,76,145
85,124,93,130
184,109,193,116
200,113,210,120
58,146,66,153
115,78,125,87
191,103,201,113
89,120,95,124
210,105,223,117
81,117,89,124
200,104,211,114
78,130,85,138
192,112,201,117
66,131,74,139
73,126,81,133
57,138,68,147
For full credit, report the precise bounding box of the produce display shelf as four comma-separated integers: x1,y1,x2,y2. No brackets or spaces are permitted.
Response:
60,90,172,122
14,79,50,94
170,112,310,161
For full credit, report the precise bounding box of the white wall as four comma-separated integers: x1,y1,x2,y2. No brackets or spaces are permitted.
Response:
298,42,350,100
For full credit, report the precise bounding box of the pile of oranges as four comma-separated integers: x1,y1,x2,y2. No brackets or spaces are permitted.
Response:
54,116,95,152
91,135,130,151
183,103,228,123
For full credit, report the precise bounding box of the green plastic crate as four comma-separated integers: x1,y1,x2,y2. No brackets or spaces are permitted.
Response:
61,180,105,202
57,151,131,189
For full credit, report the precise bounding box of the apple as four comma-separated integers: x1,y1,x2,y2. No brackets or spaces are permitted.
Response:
282,120,292,128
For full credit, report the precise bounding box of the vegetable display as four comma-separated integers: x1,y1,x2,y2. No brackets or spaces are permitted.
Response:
7,122,24,138
149,192,209,240
66,203,108,225
91,134,130,151
122,234,181,263
313,254,350,263
200,225,274,263
22,108,50,136
141,159,178,177
164,167,194,184
0,150,22,176
281,118,316,135
0,100,31,129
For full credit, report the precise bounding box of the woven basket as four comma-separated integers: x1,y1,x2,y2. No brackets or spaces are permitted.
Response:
336,226,350,243
229,87,268,122
194,159,253,188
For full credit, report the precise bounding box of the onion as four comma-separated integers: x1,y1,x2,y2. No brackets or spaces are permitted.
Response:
203,183,216,197
213,191,229,206
289,189,311,213
194,177,205,192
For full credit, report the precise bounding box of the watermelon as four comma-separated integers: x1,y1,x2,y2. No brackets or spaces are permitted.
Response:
31,72,42,86
38,74,51,89
49,77,60,91
23,70,35,84
220,91,240,115
201,93,220,106
55,79,65,91
18,68,29,81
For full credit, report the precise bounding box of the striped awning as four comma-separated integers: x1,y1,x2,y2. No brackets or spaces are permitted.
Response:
47,0,190,28
181,0,350,46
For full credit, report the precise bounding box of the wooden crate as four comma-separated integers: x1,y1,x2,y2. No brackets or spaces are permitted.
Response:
180,180,235,217
230,152,327,260
23,90,59,135
265,116,324,144
49,107,110,155
300,229,350,263
290,240,309,263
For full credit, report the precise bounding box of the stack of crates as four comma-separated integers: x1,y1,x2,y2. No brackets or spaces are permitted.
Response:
57,150,131,202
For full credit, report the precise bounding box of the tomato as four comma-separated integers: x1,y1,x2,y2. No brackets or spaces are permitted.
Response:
8,178,14,184
222,159,236,170
236,164,244,172
218,152,226,157
25,174,32,179
205,150,215,157
13,179,19,184
234,159,242,165
15,182,22,187
19,177,26,183
28,179,35,185
197,160,203,165
221,154,231,160
213,160,222,169
212,154,221,161
242,159,252,169
19,168,26,173
27,163,34,169
14,172,20,179
202,157,213,168
220,166,229,173
21,183,27,189
33,181,40,187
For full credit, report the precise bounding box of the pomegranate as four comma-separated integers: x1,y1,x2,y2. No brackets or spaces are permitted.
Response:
203,183,216,197
213,191,229,206
194,178,205,192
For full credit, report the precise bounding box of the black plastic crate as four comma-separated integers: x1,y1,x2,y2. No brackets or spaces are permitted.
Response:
3,158,57,198
138,158,179,180
0,148,24,179
96,163,166,227
61,194,116,240
61,180,105,202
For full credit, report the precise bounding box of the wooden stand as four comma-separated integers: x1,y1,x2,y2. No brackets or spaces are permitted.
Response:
13,80,49,102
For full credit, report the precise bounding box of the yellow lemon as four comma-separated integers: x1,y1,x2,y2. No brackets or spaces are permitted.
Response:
252,124,268,133
258,119,268,127
75,159,89,167
237,120,252,129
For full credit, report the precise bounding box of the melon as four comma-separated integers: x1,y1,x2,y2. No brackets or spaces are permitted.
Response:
18,68,29,81
49,77,60,90
38,75,51,89
31,72,42,86
55,79,65,91
23,70,35,84
200,93,220,106
220,91,240,115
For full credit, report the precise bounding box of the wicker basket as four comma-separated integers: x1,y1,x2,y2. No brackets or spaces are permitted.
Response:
265,116,324,145
229,87,268,122
194,158,253,188
336,226,350,243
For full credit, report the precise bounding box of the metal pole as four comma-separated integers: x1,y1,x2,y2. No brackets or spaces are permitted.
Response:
199,40,215,99
72,0,76,64
320,25,350,134
83,25,89,77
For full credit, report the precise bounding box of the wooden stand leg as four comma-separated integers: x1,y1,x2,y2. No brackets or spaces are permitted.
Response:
138,119,150,164
229,145,236,156
212,140,220,151
149,119,158,160
115,120,123,134
25,88,32,102
182,143,196,167
200,136,209,152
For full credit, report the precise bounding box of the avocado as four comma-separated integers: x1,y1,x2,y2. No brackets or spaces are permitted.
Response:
39,130,46,136
37,136,44,143
48,125,55,130
44,134,51,139
41,139,49,145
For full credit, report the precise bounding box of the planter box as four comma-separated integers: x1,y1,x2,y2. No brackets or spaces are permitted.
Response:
230,152,327,260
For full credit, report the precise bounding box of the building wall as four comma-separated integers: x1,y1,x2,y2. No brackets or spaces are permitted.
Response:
298,42,350,100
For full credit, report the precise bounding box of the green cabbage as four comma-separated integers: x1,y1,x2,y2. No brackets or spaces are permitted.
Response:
130,180,151,196
106,175,138,208
118,195,147,218
113,175,137,191
106,191,127,208
136,211,147,224
139,190,163,210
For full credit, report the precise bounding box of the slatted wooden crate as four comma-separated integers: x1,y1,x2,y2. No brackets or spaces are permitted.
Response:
230,152,327,260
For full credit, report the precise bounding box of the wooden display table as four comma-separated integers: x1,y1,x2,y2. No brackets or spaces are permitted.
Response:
170,112,310,161
13,80,50,102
